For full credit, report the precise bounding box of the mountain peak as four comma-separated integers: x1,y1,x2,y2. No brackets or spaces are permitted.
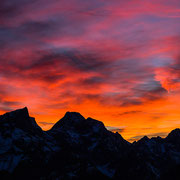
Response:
0,107,30,122
64,111,85,121
166,128,180,144
0,108,179,179
9,107,29,117
50,112,108,135
168,128,180,136
50,111,86,131
0,107,42,133
136,135,150,144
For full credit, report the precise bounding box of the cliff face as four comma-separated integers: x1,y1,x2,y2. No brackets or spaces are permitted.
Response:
0,107,179,180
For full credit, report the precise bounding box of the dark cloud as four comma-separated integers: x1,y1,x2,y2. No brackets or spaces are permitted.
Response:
0,0,20,23
80,77,105,85
44,102,68,110
141,86,167,101
0,0,38,25
118,111,142,116
151,116,161,120
0,49,111,86
20,20,58,37
39,122,55,126
0,46,169,109
79,94,101,100
106,126,125,133
120,99,142,107
4,49,109,73
30,73,66,83
0,0,179,139
0,106,14,112
1,101,20,106
64,51,110,72
0,97,21,112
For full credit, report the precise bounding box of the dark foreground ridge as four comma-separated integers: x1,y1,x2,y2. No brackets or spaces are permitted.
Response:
0,107,179,180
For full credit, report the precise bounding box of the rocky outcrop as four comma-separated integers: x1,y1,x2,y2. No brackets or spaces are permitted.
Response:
0,107,179,180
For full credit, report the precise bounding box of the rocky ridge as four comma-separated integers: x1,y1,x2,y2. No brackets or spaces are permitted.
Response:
0,107,179,180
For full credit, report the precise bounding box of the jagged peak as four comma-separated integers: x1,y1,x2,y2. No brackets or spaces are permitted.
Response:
64,111,86,121
168,128,180,135
50,112,108,134
137,135,150,143
50,111,86,130
86,117,106,129
166,128,180,141
0,107,29,121
0,107,42,134
2,107,29,118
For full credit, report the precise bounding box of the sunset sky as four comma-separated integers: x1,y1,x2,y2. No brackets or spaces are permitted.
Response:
0,0,180,141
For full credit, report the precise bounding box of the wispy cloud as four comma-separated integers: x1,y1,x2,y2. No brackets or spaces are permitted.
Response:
0,0,179,139
106,126,126,133
128,132,169,142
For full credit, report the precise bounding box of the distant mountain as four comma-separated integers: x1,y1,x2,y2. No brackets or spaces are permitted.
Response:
0,107,179,180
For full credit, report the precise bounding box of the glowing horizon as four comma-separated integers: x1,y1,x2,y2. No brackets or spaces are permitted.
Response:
0,0,180,141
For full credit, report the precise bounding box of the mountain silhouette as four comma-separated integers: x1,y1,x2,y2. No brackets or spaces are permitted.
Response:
0,107,179,180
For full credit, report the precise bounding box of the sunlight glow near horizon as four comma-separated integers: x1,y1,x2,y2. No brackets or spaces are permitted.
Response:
0,0,180,141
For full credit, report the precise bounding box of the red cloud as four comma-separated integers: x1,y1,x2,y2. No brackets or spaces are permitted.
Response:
0,0,180,141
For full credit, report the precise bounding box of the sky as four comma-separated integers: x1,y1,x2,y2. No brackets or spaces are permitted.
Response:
0,0,180,141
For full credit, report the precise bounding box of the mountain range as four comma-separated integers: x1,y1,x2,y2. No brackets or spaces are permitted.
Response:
0,107,179,180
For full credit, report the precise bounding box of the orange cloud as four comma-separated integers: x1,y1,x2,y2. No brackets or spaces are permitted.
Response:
0,0,180,141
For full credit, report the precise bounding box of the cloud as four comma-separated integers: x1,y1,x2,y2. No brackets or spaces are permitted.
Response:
0,96,21,112
155,53,180,92
0,0,20,24
38,121,55,129
118,111,142,116
128,132,169,142
106,126,126,133
39,122,55,126
0,0,179,140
